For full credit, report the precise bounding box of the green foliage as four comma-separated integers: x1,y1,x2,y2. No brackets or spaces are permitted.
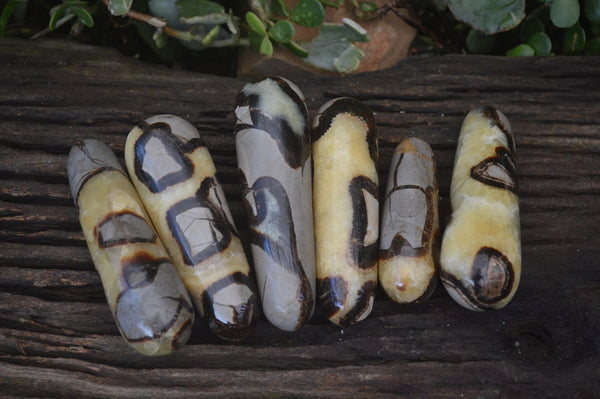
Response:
550,0,580,28
562,25,586,53
358,1,377,12
50,2,94,31
584,36,600,53
107,0,133,16
520,17,545,41
269,20,294,43
291,0,325,28
176,0,227,24
3,0,598,77
585,0,600,23
506,43,535,56
1,0,17,36
447,0,525,34
246,11,266,35
466,28,497,54
448,0,600,57
303,18,368,72
260,34,274,56
528,31,552,55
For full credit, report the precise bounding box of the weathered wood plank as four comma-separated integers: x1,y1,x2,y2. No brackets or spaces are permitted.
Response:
0,38,599,398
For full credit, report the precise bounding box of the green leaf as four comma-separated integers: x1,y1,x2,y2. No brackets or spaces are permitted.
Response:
176,0,227,24
302,18,368,72
562,25,586,54
466,28,497,54
176,0,223,17
505,43,535,56
447,0,525,34
359,1,378,12
291,0,325,28
49,5,68,30
585,0,600,23
248,31,265,51
285,40,309,57
305,40,364,72
584,37,600,54
226,12,238,35
246,11,266,35
591,22,600,35
527,31,551,55
201,24,220,45
317,18,369,42
272,0,290,16
0,0,18,36
319,0,339,7
332,44,364,73
519,17,545,42
152,29,169,48
69,5,93,28
269,19,294,43
107,0,133,16
550,0,580,28
260,35,273,56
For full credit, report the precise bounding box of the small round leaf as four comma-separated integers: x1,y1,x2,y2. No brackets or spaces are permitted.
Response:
551,0,580,28
245,11,266,35
269,19,294,43
260,35,273,56
505,43,535,56
584,0,600,23
519,17,545,42
292,0,325,28
528,31,551,55
108,0,134,17
466,28,497,54
562,25,586,54
359,1,378,12
584,37,600,54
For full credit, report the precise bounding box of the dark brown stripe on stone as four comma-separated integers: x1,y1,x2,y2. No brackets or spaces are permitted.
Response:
481,106,516,154
312,98,377,162
95,210,156,248
338,280,376,327
318,276,348,320
134,122,203,193
348,175,379,270
201,272,260,342
471,247,515,305
470,146,518,193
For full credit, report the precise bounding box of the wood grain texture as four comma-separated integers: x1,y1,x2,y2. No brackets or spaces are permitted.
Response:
1,38,599,398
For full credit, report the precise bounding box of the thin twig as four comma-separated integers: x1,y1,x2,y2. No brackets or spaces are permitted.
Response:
100,0,166,28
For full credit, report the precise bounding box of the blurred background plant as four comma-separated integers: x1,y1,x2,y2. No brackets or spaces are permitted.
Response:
1,0,598,76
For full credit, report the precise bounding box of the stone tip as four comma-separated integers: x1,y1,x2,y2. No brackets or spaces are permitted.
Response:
67,139,123,205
